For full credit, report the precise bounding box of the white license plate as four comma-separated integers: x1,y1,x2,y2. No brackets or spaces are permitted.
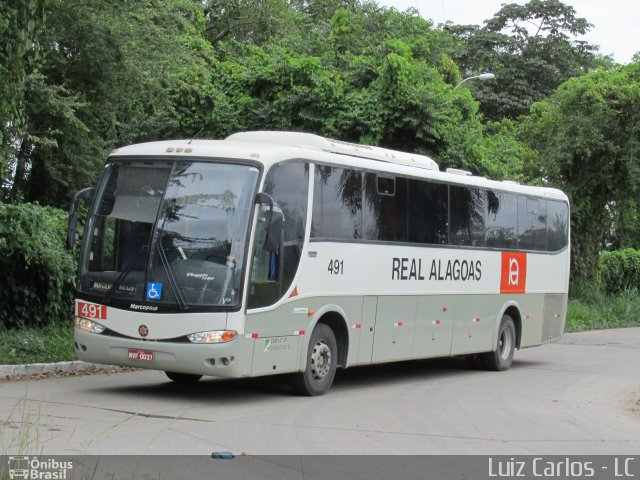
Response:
127,349,155,363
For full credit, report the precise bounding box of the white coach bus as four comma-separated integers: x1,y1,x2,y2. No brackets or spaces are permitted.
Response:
68,131,570,395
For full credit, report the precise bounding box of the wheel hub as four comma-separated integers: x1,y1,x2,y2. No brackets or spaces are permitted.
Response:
310,341,332,380
499,327,513,360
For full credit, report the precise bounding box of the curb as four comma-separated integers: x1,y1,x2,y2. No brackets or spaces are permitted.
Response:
0,361,117,377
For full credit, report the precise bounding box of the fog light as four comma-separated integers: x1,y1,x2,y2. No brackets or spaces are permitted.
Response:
187,330,237,344
75,317,106,334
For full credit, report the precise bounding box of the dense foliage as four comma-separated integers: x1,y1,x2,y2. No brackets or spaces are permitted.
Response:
2,0,548,210
599,249,640,295
0,0,639,330
0,202,76,329
523,63,640,280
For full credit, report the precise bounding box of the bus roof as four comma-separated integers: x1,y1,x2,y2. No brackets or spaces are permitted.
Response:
109,131,568,202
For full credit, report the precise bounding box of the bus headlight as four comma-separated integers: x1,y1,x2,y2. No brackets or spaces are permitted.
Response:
187,330,237,344
75,317,106,334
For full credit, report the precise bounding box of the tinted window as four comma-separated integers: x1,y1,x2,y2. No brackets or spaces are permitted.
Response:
407,179,448,244
88,164,169,276
149,163,259,306
249,161,309,308
312,166,362,239
485,191,517,249
264,162,309,246
547,200,569,251
518,196,547,250
363,174,408,242
450,187,485,246
264,161,309,290
310,164,565,253
377,176,395,195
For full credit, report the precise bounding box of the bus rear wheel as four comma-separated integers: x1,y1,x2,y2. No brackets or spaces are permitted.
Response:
482,314,516,371
292,323,337,396
165,371,203,383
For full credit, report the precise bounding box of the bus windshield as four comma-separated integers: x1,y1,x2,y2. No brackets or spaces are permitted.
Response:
78,160,259,308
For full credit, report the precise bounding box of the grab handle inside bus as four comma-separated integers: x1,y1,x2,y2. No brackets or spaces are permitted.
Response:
66,187,94,250
255,192,284,252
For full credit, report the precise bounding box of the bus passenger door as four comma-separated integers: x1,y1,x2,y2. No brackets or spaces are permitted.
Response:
412,296,455,358
356,296,378,364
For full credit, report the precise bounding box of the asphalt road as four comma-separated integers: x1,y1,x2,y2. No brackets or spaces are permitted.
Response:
1,328,639,455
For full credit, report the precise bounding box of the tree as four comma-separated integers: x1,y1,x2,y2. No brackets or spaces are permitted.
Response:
2,0,534,209
0,0,48,197
202,4,505,176
448,0,600,120
2,0,212,207
522,62,640,280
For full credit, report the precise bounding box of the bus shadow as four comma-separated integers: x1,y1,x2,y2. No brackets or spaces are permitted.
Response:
332,357,468,391
89,355,530,402
91,373,296,402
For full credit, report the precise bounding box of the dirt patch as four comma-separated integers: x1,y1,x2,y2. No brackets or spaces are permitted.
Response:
0,366,139,383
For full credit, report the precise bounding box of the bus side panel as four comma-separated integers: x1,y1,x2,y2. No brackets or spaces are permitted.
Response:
516,293,546,348
355,296,378,364
541,293,566,343
411,295,454,358
251,335,301,376
450,294,499,356
371,296,417,363
246,296,363,372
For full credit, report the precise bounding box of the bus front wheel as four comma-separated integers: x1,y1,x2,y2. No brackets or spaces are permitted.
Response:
292,323,337,396
482,314,516,371
165,371,203,383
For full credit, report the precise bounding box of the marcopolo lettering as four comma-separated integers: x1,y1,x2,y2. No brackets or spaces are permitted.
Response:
429,259,482,282
129,303,159,311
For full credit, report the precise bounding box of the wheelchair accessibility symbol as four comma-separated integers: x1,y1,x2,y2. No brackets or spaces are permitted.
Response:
146,282,163,301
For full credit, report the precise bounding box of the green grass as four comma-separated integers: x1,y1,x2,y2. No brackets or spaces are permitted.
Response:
0,323,75,365
566,284,640,332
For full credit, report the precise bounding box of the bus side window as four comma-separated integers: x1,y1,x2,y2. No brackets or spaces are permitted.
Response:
485,191,517,249
518,196,547,250
248,161,309,309
311,166,362,240
450,186,485,247
547,200,569,251
248,203,281,308
363,174,408,242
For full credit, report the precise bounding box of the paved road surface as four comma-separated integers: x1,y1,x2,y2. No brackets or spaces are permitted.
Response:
1,328,638,455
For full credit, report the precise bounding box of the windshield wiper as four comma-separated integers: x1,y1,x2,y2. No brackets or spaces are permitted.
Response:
156,242,189,311
103,245,148,304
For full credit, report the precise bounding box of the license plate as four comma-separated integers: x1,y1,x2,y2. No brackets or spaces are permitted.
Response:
127,349,155,363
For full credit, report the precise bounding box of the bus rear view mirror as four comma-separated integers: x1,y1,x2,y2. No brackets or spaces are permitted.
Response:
66,187,94,250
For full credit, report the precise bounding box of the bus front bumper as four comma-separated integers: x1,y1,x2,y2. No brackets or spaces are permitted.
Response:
74,327,254,378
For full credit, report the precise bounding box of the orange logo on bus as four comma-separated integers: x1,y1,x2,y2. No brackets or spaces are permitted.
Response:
500,252,527,294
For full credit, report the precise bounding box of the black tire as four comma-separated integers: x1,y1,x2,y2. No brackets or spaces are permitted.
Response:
292,323,337,396
165,371,203,383
482,314,516,371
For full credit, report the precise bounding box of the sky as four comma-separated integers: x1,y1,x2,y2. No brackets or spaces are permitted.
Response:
379,0,639,64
